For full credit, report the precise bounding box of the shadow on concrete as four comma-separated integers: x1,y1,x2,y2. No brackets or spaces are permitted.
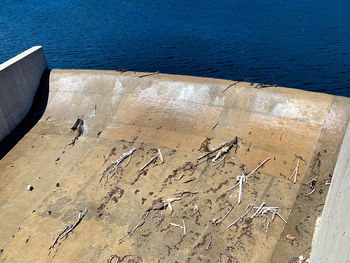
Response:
0,69,51,159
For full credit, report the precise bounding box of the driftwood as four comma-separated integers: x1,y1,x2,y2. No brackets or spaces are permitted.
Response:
213,201,237,225
139,72,159,78
222,81,240,93
197,137,238,160
49,209,88,250
100,148,136,186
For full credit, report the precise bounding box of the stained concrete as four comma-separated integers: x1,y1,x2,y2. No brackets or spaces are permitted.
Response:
0,68,349,262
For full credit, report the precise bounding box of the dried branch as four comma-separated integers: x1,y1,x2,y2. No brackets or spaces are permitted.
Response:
289,155,301,184
139,156,158,172
49,226,69,250
197,137,238,160
61,209,88,239
127,212,149,237
222,81,240,93
227,204,254,229
206,235,212,251
246,157,271,178
139,71,159,78
183,219,186,236
250,202,265,219
157,149,164,164
175,190,198,197
213,201,237,225
100,148,136,186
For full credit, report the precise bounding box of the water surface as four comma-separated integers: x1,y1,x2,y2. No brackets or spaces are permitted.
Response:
0,0,349,96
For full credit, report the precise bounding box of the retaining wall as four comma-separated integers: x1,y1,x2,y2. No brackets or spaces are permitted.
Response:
0,46,47,141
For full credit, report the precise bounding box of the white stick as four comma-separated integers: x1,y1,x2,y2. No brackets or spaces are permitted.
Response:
246,157,271,178
158,149,164,164
214,201,237,225
139,156,158,172
227,204,254,229
183,219,186,236
250,202,265,219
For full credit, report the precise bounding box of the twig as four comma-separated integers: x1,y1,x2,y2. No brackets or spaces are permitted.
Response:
127,212,149,237
183,219,186,236
206,235,212,251
289,156,301,184
61,209,88,239
184,177,196,183
197,137,238,160
212,123,218,130
157,149,164,164
246,157,271,178
139,156,158,172
169,223,183,228
49,226,69,250
213,201,237,225
305,188,315,196
139,71,159,78
222,81,240,93
227,204,254,229
175,190,198,197
213,155,226,166
100,148,136,186
176,173,185,181
250,202,265,219
163,198,181,212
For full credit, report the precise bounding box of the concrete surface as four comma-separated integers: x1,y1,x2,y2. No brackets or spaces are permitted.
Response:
310,121,350,262
0,46,47,141
0,66,349,262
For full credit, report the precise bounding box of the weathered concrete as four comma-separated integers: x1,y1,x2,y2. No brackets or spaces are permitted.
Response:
310,121,350,262
0,46,47,141
0,66,349,262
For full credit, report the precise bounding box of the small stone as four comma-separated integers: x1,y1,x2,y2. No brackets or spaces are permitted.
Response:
27,185,34,191
56,183,60,187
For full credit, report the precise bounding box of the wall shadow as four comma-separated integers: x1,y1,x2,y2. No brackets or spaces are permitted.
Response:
0,69,51,159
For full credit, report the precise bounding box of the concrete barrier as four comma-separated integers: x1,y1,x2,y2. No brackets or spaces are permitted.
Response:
310,120,350,262
0,46,47,141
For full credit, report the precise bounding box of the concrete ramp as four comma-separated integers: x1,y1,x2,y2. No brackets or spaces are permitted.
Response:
1,66,350,261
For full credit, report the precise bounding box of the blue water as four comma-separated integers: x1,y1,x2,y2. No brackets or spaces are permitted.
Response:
0,0,349,97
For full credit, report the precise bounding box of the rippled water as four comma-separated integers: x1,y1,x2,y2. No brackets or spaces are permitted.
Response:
0,0,349,96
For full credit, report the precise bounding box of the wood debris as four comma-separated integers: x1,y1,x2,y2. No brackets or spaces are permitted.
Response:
222,81,240,93
158,148,164,164
138,156,157,172
227,158,271,203
175,190,198,197
138,71,159,78
169,220,186,236
100,148,136,186
197,137,238,161
289,155,304,184
49,209,88,250
227,204,254,229
205,235,212,251
213,201,237,225
125,212,149,238
163,197,181,213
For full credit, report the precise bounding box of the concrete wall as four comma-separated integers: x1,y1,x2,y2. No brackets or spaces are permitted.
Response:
0,46,47,141
310,120,350,262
